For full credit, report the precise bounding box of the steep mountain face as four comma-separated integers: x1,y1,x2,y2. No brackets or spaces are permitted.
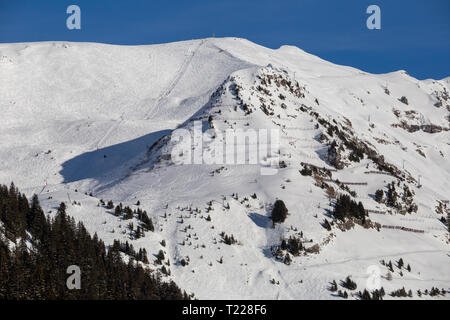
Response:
0,38,449,299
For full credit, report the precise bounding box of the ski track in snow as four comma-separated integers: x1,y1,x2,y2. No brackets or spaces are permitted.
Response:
145,39,206,121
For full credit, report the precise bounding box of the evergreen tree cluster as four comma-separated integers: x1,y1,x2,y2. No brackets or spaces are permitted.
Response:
333,194,366,222
359,288,385,300
138,210,154,232
384,182,417,213
299,166,312,176
220,232,238,245
0,183,187,300
341,276,357,290
386,182,399,208
106,200,114,209
416,287,446,297
390,287,412,298
108,201,154,233
329,280,338,292
428,287,446,297
331,278,386,300
327,140,338,167
0,183,45,242
113,239,149,264
280,236,303,256
337,290,348,299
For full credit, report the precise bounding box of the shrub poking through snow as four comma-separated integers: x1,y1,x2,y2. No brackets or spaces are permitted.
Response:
399,96,409,105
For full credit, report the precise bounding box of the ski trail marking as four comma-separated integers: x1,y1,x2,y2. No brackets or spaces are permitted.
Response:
145,40,206,120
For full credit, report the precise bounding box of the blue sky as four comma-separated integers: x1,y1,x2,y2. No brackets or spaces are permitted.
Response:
1,0,449,79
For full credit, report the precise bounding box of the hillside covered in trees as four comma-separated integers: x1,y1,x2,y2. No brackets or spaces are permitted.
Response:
0,183,188,300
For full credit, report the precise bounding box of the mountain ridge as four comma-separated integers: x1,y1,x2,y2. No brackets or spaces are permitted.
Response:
0,37,449,299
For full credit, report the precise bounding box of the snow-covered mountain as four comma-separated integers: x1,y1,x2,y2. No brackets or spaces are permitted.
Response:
1,38,449,299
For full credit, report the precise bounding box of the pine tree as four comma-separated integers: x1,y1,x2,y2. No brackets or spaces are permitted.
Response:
388,260,394,272
157,250,165,264
330,280,338,292
140,211,154,231
386,182,398,208
343,276,357,290
323,218,332,231
271,200,288,224
334,194,366,221
286,236,302,256
28,195,46,239
361,289,371,300
161,265,169,276
398,258,404,269
114,205,121,217
106,200,114,209
375,189,384,203
135,226,141,239
283,253,292,265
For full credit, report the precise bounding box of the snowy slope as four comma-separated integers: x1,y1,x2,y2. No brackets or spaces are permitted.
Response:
0,38,449,299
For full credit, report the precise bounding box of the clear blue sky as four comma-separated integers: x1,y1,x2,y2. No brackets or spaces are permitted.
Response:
1,0,449,79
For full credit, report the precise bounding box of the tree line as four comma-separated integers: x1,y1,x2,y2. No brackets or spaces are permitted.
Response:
0,183,188,300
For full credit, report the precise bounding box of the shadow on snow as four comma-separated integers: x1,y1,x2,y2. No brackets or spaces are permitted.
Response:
60,130,170,184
